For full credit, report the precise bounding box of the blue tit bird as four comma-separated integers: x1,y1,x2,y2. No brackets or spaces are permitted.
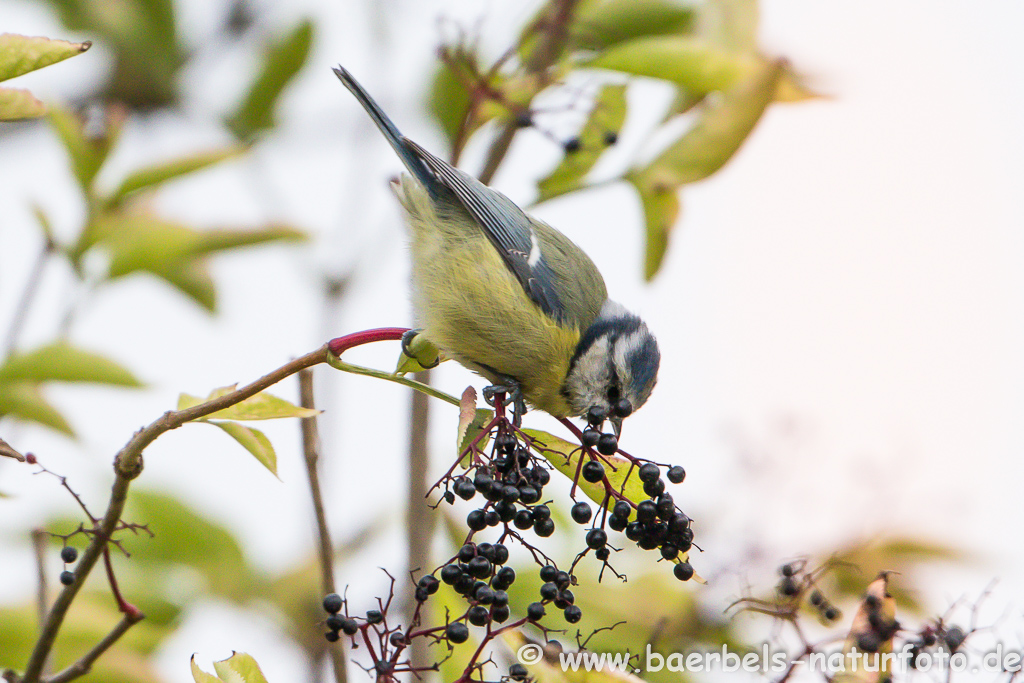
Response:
334,66,660,431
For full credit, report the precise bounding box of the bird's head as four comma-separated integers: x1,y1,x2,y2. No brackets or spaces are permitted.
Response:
562,301,660,433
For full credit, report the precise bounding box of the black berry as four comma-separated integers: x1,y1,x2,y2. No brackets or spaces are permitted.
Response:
366,610,383,624
667,466,686,484
585,529,608,549
596,433,618,455
527,601,546,621
564,605,583,623
467,605,490,626
581,460,605,483
571,501,592,524
60,546,78,563
446,622,469,644
673,562,694,582
638,463,660,483
323,593,343,614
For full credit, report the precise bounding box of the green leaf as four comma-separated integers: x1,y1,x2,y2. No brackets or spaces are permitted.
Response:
125,490,259,601
697,0,758,53
0,343,143,386
0,86,45,120
0,383,74,436
627,175,680,280
226,19,314,140
536,84,627,202
209,421,277,476
177,386,318,421
107,145,250,207
523,429,646,509
212,652,270,683
83,212,302,311
0,33,91,82
571,0,695,50
48,105,121,193
189,225,307,255
627,58,784,278
192,657,221,683
428,58,474,149
587,36,756,95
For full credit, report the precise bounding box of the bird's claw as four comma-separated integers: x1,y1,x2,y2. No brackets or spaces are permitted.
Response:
483,382,527,427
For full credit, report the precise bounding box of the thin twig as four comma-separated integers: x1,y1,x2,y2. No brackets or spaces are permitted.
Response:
30,530,51,678
3,237,55,359
298,369,348,683
42,612,145,683
19,346,330,683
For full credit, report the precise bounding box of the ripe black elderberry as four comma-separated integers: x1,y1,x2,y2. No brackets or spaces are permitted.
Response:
61,546,78,563
323,593,343,614
597,433,618,455
639,464,659,483
673,562,695,581
581,460,605,483
571,501,592,524
446,622,469,643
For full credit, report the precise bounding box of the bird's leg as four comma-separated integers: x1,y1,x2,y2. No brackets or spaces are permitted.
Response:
400,329,440,368
482,379,527,427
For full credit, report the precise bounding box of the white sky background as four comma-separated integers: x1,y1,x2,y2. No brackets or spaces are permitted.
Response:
1,0,1023,681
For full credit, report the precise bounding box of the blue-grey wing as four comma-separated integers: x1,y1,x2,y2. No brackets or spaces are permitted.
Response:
402,138,566,322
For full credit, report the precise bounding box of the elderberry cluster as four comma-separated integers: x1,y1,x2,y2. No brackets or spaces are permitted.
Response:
569,406,696,581
432,541,516,631
445,431,555,537
855,592,900,653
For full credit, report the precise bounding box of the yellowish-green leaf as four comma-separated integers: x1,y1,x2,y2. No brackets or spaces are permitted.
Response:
627,58,784,279
697,0,758,53
153,257,217,311
209,421,277,476
524,428,703,581
536,84,627,202
587,36,754,95
192,657,221,683
0,383,74,436
48,105,121,193
189,225,307,255
523,429,646,508
107,145,250,207
429,57,475,149
125,490,258,602
572,0,695,50
212,652,270,683
0,343,143,386
226,20,314,140
178,387,317,421
457,387,493,466
0,33,91,83
626,174,681,280
0,87,45,120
